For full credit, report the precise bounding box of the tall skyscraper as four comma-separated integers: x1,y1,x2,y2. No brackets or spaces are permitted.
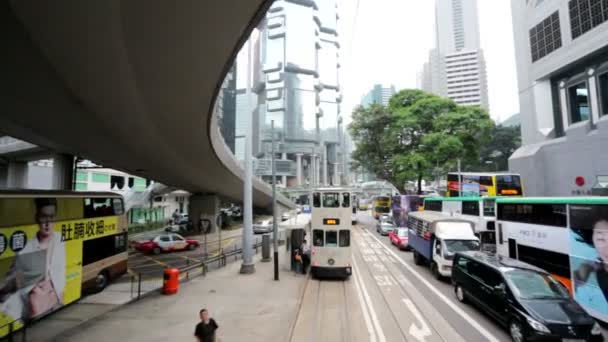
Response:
233,0,342,189
420,0,489,109
361,84,396,107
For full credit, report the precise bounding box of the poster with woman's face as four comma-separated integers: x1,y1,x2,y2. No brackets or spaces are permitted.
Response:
569,204,608,321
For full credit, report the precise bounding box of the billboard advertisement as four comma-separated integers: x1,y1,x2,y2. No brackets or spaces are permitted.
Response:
569,204,608,322
0,198,118,336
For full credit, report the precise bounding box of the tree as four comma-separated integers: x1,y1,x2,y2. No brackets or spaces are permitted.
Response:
477,125,522,171
349,89,494,194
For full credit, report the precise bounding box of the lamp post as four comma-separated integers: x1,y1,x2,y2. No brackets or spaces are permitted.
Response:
271,120,279,281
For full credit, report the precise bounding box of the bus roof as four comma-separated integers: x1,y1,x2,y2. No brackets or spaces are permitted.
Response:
446,172,520,176
0,189,123,198
496,196,608,205
409,210,474,223
424,196,498,202
314,187,352,192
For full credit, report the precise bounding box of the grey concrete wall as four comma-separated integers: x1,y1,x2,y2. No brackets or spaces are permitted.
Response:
510,117,608,196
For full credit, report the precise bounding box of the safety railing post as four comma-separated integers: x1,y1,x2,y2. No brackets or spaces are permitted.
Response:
137,273,142,300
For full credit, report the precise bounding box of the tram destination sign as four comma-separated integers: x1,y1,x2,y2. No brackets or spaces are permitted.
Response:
323,218,340,225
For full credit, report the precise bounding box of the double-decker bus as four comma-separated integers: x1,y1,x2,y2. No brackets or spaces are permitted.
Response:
0,191,128,336
424,197,497,252
391,195,425,228
495,196,608,322
372,195,391,220
310,188,353,279
447,172,523,197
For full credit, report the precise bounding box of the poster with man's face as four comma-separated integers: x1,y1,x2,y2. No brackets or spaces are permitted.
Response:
569,204,608,321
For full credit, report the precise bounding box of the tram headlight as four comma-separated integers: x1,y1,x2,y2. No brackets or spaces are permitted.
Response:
328,258,335,265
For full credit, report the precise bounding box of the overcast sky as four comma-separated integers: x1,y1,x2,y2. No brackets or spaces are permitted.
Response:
337,0,520,123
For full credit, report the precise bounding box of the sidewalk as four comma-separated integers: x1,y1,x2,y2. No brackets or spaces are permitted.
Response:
36,252,307,342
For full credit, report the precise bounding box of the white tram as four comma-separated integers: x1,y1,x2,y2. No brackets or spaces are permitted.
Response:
310,188,353,279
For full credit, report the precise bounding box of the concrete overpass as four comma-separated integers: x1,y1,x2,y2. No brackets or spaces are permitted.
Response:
0,0,292,210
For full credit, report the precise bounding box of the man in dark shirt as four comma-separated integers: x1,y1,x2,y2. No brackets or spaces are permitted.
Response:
194,308,218,342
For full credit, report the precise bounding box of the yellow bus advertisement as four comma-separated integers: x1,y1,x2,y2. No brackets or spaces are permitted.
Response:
0,197,121,336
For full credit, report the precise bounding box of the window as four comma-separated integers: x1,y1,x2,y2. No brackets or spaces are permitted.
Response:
325,231,338,247
313,230,324,246
568,81,590,123
498,203,567,227
339,230,350,247
455,255,470,271
160,236,171,242
341,193,350,208
323,193,340,208
313,192,321,208
84,197,119,218
529,11,562,62
570,0,608,40
483,199,496,217
425,201,442,212
462,201,480,216
172,235,184,241
599,72,608,116
82,233,127,266
496,175,522,196
517,244,571,279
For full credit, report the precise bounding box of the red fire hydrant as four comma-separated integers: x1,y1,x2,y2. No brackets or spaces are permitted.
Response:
163,268,180,295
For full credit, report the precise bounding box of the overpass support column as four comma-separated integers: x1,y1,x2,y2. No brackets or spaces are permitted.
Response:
189,194,220,233
281,152,287,187
0,164,7,188
296,153,303,186
7,161,28,188
52,154,74,190
322,146,328,186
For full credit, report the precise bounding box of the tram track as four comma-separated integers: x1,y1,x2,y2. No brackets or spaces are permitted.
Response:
290,274,353,341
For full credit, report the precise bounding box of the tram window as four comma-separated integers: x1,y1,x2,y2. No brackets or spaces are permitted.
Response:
342,193,350,208
313,192,321,208
339,230,350,247
313,229,324,246
326,230,338,247
323,193,340,208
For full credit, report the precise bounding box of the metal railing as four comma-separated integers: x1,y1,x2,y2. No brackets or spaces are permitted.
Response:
0,319,27,342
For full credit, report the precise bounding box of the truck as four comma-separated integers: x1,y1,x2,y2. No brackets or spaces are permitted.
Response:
407,211,479,280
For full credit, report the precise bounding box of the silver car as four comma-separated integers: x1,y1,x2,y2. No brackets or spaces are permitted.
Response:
376,221,395,236
253,219,274,234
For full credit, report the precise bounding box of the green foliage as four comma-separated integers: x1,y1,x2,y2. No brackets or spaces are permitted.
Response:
476,125,522,171
349,89,495,193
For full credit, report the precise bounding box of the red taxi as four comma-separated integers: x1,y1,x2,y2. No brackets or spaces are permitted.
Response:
134,233,199,254
389,228,410,250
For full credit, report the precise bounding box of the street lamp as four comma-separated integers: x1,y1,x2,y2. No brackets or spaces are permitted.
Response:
485,160,497,172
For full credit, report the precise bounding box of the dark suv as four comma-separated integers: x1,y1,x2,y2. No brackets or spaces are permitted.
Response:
452,251,603,342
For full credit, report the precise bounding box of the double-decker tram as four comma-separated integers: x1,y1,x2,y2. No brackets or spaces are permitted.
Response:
310,188,353,279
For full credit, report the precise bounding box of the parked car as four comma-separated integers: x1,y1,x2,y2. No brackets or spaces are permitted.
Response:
389,228,410,250
253,219,274,234
376,221,395,236
452,251,603,342
379,214,392,223
134,233,199,254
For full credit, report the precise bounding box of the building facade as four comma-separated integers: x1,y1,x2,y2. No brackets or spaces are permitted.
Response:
509,0,608,196
420,0,489,109
232,0,343,189
361,84,396,107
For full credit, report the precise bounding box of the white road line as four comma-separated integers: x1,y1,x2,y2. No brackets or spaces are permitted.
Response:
352,253,387,342
363,229,501,342
351,256,377,342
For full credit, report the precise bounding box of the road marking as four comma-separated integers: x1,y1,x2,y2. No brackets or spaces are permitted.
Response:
363,229,500,342
142,255,170,267
351,259,377,342
403,298,432,342
352,254,387,342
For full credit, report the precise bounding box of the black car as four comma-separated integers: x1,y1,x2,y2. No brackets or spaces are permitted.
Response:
452,251,603,342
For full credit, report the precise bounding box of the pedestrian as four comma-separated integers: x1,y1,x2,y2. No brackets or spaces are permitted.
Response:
300,239,310,274
172,209,180,224
194,308,219,342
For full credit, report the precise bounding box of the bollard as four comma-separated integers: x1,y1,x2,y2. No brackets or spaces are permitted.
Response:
261,234,271,262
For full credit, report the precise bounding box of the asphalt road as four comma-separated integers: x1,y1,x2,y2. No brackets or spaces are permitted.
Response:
126,230,283,279
290,211,512,342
